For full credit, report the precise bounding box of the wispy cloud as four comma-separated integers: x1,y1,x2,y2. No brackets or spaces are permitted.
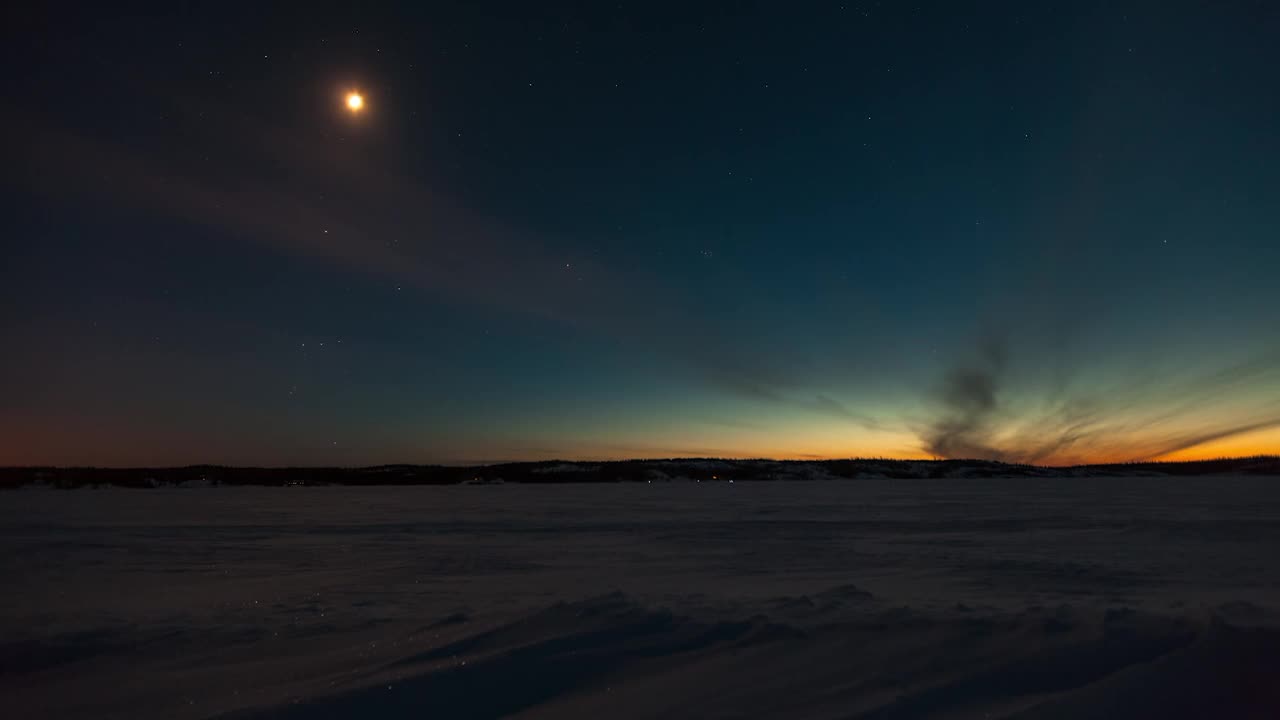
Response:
919,335,1280,464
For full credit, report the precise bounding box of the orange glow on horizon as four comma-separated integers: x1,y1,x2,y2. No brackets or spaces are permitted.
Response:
0,415,1273,468
1152,425,1280,464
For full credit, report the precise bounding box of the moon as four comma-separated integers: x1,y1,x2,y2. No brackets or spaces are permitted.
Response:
346,92,364,111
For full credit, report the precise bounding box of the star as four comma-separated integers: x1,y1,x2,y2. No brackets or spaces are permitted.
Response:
346,92,364,111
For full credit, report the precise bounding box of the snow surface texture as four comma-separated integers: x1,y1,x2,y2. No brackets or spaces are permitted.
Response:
3,478,1279,718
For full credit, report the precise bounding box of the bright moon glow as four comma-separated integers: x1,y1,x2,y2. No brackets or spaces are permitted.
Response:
346,92,364,111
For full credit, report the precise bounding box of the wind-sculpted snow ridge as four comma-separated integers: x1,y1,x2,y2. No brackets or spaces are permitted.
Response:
5,480,1279,718
224,593,1279,720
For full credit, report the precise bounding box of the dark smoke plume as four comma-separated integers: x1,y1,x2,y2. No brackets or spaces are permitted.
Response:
922,336,1280,464
924,338,1008,460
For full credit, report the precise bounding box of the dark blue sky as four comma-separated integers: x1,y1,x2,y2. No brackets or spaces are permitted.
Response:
4,1,1278,465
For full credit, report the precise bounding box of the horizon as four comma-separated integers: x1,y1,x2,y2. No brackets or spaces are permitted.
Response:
8,453,1279,472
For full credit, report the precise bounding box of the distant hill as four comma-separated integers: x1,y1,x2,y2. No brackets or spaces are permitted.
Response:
2,456,1277,489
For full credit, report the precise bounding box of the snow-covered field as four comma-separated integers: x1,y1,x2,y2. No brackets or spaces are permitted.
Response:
4,478,1279,718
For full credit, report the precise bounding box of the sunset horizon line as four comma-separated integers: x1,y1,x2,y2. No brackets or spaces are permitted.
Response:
6,453,1277,472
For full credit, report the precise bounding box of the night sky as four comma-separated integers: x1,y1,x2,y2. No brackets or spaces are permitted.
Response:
4,1,1278,466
